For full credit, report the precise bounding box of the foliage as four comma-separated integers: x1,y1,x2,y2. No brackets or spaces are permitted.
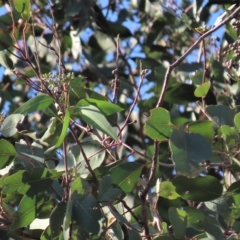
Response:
0,0,240,239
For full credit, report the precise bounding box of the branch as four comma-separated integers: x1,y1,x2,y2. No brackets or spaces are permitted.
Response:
156,6,240,108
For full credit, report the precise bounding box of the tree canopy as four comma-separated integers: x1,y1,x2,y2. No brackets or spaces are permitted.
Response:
0,0,240,239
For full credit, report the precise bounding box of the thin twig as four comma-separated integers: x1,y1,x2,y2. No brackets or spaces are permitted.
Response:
119,64,148,135
156,6,240,108
141,141,159,239
69,125,99,188
112,34,120,103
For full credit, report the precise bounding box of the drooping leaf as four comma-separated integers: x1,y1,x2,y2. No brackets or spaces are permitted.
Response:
14,94,54,115
77,98,124,116
0,51,14,69
15,140,44,170
234,112,240,130
49,202,66,239
10,195,37,230
72,140,105,178
3,167,58,195
39,117,57,145
144,107,173,141
203,216,224,240
0,139,17,169
170,127,212,176
110,162,142,194
72,194,102,235
172,175,223,201
184,206,206,231
45,109,70,154
63,197,73,240
0,29,13,50
76,105,118,141
98,175,122,202
205,197,231,225
1,114,24,137
168,207,187,239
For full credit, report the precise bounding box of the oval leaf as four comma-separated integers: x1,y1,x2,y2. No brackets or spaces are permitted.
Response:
194,82,211,97
172,175,223,201
144,107,173,141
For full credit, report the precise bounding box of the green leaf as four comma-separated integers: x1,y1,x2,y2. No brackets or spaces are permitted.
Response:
77,98,124,116
0,51,14,69
170,127,212,176
188,120,214,140
203,216,224,240
98,175,122,202
49,202,66,239
45,109,70,154
15,140,45,171
72,140,105,178
3,167,57,195
39,117,57,145
234,112,240,130
0,29,13,50
194,82,211,97
1,114,24,137
0,139,17,169
10,195,36,230
77,105,118,141
172,176,223,201
184,207,206,231
14,94,54,115
168,207,187,239
144,107,173,141
205,197,231,225
63,197,73,240
107,21,132,38
159,181,180,200
13,0,31,20
206,105,235,127
72,194,102,234
178,62,203,72
110,162,142,194
227,180,240,194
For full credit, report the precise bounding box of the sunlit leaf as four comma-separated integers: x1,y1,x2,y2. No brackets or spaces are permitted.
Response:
13,0,31,20
10,195,36,230
0,139,17,169
169,207,187,239
194,82,211,97
1,114,24,137
144,107,173,141
110,162,142,194
77,98,124,116
77,105,118,141
14,94,54,115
